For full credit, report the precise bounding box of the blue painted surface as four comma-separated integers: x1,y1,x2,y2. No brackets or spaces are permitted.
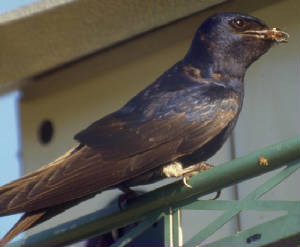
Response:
0,0,38,14
0,91,22,241
0,0,39,242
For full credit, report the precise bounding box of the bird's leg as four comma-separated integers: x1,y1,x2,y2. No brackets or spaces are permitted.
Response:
162,161,213,188
118,185,138,209
162,161,221,199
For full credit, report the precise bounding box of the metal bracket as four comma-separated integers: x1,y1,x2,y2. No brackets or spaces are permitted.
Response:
102,161,299,247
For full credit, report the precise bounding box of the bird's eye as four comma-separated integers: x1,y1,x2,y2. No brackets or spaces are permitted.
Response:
233,18,245,28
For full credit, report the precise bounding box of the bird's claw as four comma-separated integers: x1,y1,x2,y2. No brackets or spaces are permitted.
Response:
118,185,138,209
162,162,221,198
183,174,222,199
183,175,193,189
210,190,222,200
162,161,214,189
181,162,214,189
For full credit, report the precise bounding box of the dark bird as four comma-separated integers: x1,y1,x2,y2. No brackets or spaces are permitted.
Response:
0,12,289,245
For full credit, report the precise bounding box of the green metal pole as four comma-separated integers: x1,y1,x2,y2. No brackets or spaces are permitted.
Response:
7,136,300,247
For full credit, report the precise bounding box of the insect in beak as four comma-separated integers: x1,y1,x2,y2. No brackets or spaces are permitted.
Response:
242,28,289,43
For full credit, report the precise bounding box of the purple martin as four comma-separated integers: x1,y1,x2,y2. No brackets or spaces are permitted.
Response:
0,12,289,245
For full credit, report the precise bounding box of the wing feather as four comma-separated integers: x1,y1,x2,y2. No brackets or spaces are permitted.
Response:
0,89,240,216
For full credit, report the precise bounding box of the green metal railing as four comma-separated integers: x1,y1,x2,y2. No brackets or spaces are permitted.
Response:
7,136,300,247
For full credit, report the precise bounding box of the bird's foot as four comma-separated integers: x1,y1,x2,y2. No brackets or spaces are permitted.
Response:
162,161,213,188
181,162,215,188
162,161,221,199
118,185,138,209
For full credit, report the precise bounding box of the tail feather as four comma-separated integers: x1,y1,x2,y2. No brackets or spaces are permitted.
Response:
0,145,82,216
0,193,96,246
0,210,46,246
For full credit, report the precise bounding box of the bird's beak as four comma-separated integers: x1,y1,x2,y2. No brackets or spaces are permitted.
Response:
242,28,289,43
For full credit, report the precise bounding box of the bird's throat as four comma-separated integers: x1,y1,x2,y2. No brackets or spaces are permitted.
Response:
184,40,247,84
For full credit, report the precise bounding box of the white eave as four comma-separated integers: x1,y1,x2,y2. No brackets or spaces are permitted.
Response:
0,0,226,88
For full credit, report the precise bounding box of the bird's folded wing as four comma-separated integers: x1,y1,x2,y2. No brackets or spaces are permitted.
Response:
0,94,239,216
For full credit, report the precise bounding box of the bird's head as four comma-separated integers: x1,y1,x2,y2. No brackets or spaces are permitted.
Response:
185,12,289,79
